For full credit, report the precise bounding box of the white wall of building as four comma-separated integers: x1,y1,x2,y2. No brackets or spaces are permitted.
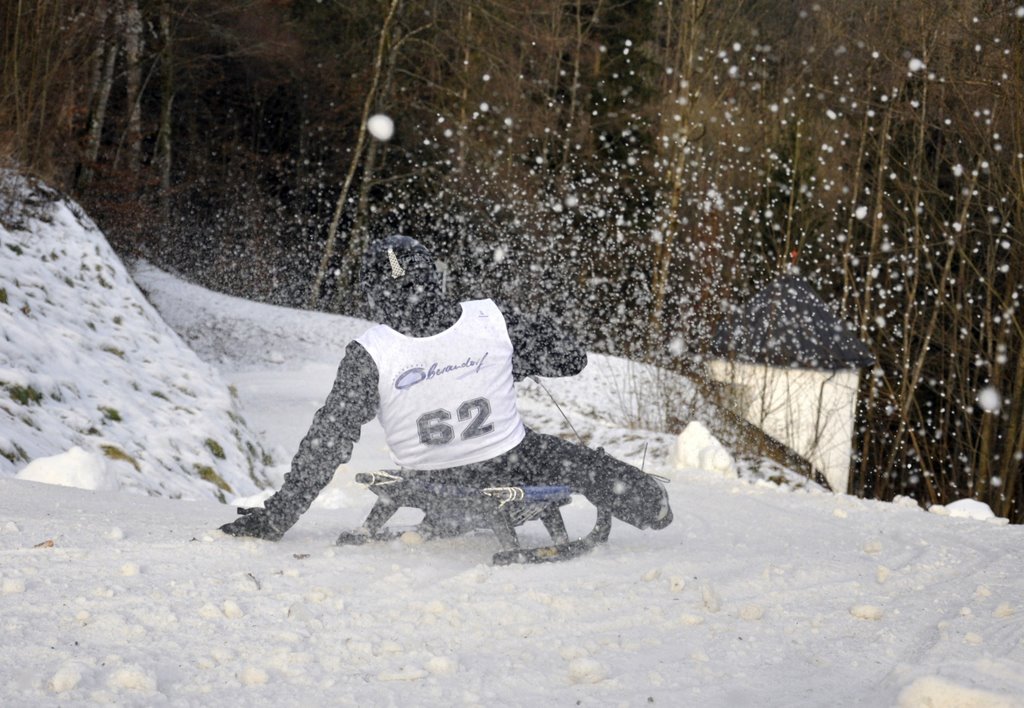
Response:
708,360,861,493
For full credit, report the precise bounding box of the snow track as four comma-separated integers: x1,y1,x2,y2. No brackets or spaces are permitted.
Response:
2,472,1023,706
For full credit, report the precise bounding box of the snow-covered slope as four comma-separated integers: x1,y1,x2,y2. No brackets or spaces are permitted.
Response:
0,175,269,500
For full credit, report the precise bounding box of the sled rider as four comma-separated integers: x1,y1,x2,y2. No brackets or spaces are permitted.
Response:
220,234,672,541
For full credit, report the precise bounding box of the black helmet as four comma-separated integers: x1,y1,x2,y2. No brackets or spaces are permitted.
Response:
359,235,443,326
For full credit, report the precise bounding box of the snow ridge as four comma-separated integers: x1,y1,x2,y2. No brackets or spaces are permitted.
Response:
0,174,269,500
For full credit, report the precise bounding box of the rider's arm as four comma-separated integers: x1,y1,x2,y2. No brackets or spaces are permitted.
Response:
500,307,588,380
222,341,380,539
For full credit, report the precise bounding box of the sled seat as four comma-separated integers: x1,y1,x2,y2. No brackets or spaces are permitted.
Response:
337,470,611,564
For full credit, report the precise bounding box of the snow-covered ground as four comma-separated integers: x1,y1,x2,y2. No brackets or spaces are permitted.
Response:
2,184,1023,706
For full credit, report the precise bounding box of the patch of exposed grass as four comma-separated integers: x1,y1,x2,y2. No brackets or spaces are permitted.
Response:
0,442,28,464
99,406,122,422
0,288,7,304
101,444,141,472
246,440,274,468
101,345,125,359
204,438,226,459
195,465,231,491
195,465,232,503
7,383,43,406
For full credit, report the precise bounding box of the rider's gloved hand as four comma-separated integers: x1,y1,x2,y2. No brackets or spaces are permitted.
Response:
220,507,285,541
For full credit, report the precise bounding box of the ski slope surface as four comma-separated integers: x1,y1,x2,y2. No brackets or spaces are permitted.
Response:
2,196,1023,706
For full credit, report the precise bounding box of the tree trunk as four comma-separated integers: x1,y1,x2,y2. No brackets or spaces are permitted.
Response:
79,4,119,189
647,0,708,347
120,0,143,174
308,0,403,309
156,3,173,222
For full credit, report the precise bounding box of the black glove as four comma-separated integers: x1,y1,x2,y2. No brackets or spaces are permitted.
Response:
219,507,286,541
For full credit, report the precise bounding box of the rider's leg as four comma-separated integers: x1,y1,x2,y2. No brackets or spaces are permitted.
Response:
516,430,672,530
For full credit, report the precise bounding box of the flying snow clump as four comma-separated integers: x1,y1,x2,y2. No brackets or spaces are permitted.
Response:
367,114,394,142
977,386,1001,413
908,58,926,73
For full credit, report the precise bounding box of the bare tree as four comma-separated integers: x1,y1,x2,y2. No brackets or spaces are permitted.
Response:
309,0,403,308
79,1,119,188
155,2,173,222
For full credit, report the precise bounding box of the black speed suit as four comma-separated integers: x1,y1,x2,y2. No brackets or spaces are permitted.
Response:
221,307,671,541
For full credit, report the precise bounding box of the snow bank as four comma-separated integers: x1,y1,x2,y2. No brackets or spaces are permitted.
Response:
16,446,119,491
930,499,1009,525
898,676,1020,708
673,421,737,479
0,173,269,500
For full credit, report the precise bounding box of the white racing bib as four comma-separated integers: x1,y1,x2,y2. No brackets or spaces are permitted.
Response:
356,299,526,469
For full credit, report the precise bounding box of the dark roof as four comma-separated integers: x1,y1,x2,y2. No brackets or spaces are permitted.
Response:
710,275,875,370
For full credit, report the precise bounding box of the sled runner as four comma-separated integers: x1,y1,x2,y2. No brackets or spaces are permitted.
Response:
336,471,613,565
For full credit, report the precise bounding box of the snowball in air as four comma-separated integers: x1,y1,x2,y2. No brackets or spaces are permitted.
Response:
977,386,1001,413
367,114,394,142
908,58,926,73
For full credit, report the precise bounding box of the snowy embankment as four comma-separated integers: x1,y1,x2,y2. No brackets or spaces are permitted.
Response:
0,174,268,500
1,183,1022,706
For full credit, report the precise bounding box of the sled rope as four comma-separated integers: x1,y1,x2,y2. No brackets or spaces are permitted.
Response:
530,376,585,445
